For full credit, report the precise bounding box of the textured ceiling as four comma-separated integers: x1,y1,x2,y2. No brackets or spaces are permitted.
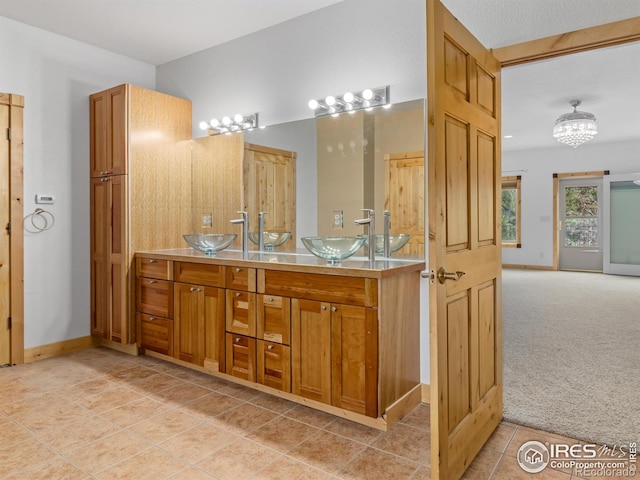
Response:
0,0,343,65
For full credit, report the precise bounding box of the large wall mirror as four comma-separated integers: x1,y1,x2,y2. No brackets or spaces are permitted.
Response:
191,98,425,257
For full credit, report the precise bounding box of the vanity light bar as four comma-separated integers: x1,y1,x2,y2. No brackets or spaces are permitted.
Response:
199,113,259,136
308,86,390,117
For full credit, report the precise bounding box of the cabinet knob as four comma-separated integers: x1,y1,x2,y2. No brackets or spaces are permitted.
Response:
331,306,337,312
235,268,241,273
321,306,327,311
147,259,156,263
149,317,156,321
269,297,274,302
149,280,156,284
190,287,197,292
235,337,241,343
236,292,241,297
267,345,274,351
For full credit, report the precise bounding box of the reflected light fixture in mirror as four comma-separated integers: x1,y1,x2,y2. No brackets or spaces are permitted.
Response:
199,112,259,136
308,86,390,117
552,100,598,148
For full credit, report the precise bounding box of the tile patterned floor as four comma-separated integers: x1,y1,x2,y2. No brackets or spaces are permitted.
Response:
0,348,595,479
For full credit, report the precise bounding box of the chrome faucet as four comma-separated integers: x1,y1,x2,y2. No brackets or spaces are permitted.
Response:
383,210,391,258
230,211,249,257
354,208,375,264
258,211,267,252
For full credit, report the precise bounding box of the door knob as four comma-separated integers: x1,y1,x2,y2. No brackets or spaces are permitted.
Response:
437,267,466,284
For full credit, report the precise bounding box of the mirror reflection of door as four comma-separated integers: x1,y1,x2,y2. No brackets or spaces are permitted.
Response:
559,178,603,271
384,151,424,255
603,173,640,275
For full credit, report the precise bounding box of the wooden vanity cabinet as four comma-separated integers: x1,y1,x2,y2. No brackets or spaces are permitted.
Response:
257,340,291,392
226,333,256,381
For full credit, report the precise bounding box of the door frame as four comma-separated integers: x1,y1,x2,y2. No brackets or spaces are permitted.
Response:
1,93,24,365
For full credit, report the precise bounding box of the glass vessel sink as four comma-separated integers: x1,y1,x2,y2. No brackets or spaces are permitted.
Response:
248,231,292,251
183,233,237,255
301,236,367,264
359,234,411,255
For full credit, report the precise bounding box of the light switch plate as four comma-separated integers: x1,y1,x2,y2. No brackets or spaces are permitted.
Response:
35,194,55,205
332,210,343,229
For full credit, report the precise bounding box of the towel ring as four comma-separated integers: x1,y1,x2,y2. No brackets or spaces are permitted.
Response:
30,208,55,232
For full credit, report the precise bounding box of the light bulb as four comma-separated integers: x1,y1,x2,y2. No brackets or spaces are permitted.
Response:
362,89,374,100
343,92,354,103
234,113,243,123
308,99,319,110
222,116,231,126
199,121,209,130
210,118,220,128
325,95,336,106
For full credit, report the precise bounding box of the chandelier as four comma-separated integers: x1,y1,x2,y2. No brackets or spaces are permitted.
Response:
552,100,598,148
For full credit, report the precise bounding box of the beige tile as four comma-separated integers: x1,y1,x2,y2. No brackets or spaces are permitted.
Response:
504,426,574,475
216,382,262,401
412,464,431,480
160,422,240,463
5,454,88,480
214,403,279,435
399,402,430,431
7,398,94,435
195,438,283,479
149,383,212,407
95,446,188,480
126,372,188,395
129,409,203,443
252,456,334,480
0,379,45,405
168,467,217,479
461,448,502,480
492,454,572,479
64,430,151,475
77,385,146,413
324,417,382,445
289,430,366,474
100,396,171,428
248,392,298,414
55,377,117,400
338,446,420,480
0,420,34,444
38,414,122,453
483,422,518,454
0,390,69,417
247,416,319,452
177,391,243,420
284,404,336,428
107,365,158,382
372,423,430,464
0,438,59,477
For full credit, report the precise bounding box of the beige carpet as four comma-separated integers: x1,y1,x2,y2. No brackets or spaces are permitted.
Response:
502,269,640,447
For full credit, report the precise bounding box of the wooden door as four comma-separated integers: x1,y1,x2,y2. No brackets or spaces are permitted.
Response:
243,143,296,249
330,304,378,417
427,1,502,478
203,286,226,373
174,283,205,366
384,151,425,255
291,299,331,404
90,85,127,177
108,174,128,343
0,99,10,364
90,177,109,338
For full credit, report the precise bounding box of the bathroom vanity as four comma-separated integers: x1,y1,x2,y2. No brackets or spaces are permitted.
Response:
135,249,424,430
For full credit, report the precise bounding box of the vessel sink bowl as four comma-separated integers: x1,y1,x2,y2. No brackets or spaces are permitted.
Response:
248,231,292,251
183,233,237,255
301,236,367,264
359,234,411,254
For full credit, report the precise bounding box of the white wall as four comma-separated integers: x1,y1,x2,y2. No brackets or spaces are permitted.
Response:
502,139,640,267
157,0,430,382
0,16,155,348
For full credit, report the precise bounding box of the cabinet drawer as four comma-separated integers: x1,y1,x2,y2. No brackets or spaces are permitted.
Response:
263,270,378,307
174,262,225,287
136,278,173,318
136,257,172,280
138,313,173,356
226,266,256,291
225,333,256,382
257,341,291,392
257,295,291,345
226,290,256,337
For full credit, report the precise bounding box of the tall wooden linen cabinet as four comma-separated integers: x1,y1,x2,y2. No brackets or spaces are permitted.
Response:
90,84,192,345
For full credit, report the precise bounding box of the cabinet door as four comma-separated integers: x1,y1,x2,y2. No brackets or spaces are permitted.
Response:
203,286,226,373
90,85,127,177
226,333,256,381
90,177,109,338
138,313,173,356
136,277,173,318
257,340,291,392
331,305,378,417
174,283,204,366
257,295,291,345
226,290,256,337
109,175,129,343
291,299,331,404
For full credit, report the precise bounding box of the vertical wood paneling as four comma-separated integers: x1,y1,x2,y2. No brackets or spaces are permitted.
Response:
477,133,496,244
445,116,470,250
477,282,496,399
447,293,470,432
0,103,10,364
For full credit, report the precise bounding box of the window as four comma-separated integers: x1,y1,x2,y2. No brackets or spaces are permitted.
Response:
501,176,521,247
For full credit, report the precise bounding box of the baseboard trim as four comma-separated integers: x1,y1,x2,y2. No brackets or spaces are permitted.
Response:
421,383,430,403
502,264,555,271
97,339,140,356
24,336,98,363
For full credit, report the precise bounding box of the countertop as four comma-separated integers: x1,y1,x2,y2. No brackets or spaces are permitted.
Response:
136,248,426,279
